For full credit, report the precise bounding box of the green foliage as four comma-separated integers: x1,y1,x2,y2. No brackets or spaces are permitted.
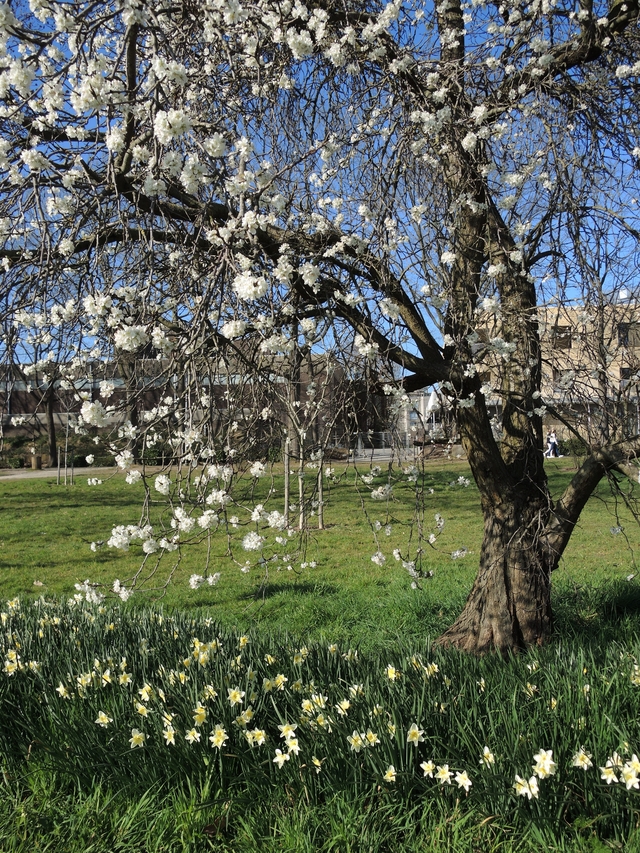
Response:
1,599,640,850
1,461,640,848
0,459,638,649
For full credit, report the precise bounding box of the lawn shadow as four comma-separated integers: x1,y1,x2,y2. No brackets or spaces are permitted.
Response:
239,581,339,601
553,577,640,645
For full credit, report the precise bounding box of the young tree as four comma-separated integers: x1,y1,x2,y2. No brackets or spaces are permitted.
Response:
2,0,640,652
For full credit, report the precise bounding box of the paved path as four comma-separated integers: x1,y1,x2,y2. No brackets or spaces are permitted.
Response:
0,466,115,481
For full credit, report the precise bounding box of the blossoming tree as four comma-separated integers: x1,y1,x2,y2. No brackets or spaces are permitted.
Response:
2,0,640,652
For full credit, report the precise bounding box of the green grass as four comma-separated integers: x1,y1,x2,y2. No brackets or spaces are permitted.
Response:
2,601,640,851
0,458,639,651
2,459,640,850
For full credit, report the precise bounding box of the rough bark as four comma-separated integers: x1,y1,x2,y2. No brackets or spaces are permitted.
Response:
44,386,58,468
438,492,552,654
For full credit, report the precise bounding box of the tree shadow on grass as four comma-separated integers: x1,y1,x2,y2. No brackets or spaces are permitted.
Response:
553,577,640,646
239,581,339,601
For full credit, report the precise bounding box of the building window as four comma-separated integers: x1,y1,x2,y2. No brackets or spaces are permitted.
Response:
620,367,640,389
618,322,640,348
551,325,572,350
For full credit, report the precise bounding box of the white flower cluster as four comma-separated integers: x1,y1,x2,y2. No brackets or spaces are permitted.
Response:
220,320,247,339
489,337,517,361
107,523,156,552
242,531,264,551
371,484,393,500
354,333,379,359
115,450,134,470
114,326,148,352
172,507,195,533
112,580,132,601
198,510,219,530
80,400,109,428
74,580,104,605
189,572,221,589
153,109,193,144
154,474,171,495
233,271,268,301
206,488,230,506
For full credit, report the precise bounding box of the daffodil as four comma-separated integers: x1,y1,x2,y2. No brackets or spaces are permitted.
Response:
227,686,245,706
407,723,424,747
286,737,301,756
335,699,351,716
621,764,640,790
163,726,176,745
420,760,435,777
513,774,538,799
273,748,290,768
455,770,472,792
347,731,364,753
129,728,145,749
423,662,439,678
185,727,201,744
209,725,228,749
606,752,623,768
235,707,254,727
435,765,453,785
278,722,297,740
385,664,399,681
383,765,396,782
138,683,153,701
532,749,556,779
480,746,495,767
572,748,593,770
600,766,618,784
248,728,266,746
95,711,112,727
193,704,207,725
628,754,640,773
365,729,380,747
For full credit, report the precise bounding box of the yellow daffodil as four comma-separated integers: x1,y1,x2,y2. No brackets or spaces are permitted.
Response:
420,760,435,777
95,711,112,727
407,723,424,747
273,749,289,768
129,728,145,749
383,765,396,783
455,770,472,792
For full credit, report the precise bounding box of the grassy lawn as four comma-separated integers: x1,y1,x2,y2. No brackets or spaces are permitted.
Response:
1,459,640,851
0,458,639,649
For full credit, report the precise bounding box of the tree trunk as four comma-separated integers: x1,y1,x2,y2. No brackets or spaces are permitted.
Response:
438,494,552,654
45,386,58,468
